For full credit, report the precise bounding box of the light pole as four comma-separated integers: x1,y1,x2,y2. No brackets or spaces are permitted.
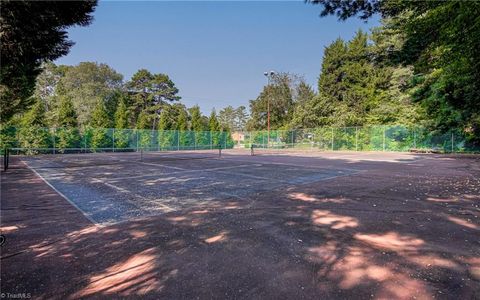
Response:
264,70,275,147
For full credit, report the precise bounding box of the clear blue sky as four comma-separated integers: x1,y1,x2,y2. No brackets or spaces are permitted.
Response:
56,1,379,114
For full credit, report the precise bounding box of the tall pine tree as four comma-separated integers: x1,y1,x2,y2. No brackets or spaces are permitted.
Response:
19,99,51,152
57,95,78,127
114,97,130,149
56,95,80,150
208,109,221,146
90,101,112,150
136,110,152,149
157,105,176,149
176,106,190,147
189,105,207,146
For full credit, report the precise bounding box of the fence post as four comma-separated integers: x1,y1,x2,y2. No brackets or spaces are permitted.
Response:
291,130,294,148
52,127,56,154
413,128,416,149
210,132,213,150
136,130,139,152
451,131,454,153
331,127,334,151
84,132,87,153
383,126,386,152
355,127,358,151
177,131,180,151
112,128,115,152
193,131,196,150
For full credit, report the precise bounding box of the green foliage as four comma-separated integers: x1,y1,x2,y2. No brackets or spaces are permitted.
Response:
136,111,150,130
189,105,205,131
158,105,177,131
127,69,180,128
247,73,298,130
18,100,51,152
296,29,421,129
55,95,80,151
114,97,132,149
176,107,189,131
189,105,208,146
208,109,221,146
234,106,248,131
114,97,129,129
34,62,67,125
90,102,112,149
0,1,97,122
176,106,191,146
317,32,378,126
309,0,480,145
218,106,236,131
157,105,177,148
56,62,122,127
290,82,316,128
224,130,234,149
113,97,130,148
208,109,220,132
218,105,248,131
55,127,80,152
57,95,78,127
22,99,47,128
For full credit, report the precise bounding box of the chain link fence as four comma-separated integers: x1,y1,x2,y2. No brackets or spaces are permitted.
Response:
2,125,479,154
0,126,234,154
237,126,479,153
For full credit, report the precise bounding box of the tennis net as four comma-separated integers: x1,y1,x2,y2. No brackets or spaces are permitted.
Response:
6,146,222,169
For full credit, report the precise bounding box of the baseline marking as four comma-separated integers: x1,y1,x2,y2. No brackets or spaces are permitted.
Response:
21,160,100,226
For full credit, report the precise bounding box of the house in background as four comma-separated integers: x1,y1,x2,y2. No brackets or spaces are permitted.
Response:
231,131,245,147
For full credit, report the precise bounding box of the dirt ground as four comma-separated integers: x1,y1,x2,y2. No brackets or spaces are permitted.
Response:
1,151,479,299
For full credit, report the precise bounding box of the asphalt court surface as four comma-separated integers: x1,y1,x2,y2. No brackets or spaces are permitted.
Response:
22,155,360,225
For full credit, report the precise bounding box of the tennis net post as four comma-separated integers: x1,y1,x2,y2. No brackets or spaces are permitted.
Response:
3,147,9,171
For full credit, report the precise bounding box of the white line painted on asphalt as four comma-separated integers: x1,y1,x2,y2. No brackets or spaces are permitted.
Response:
21,159,100,227
108,163,263,181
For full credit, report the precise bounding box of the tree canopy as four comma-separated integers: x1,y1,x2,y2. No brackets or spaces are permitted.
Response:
3,0,479,148
309,0,480,144
126,69,181,129
56,62,123,126
0,0,97,122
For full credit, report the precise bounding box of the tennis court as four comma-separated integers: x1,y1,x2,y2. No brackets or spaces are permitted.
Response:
1,149,479,298
9,149,364,225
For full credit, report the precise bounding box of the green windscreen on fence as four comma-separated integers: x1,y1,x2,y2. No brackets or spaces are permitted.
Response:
1,125,479,154
240,125,479,153
0,127,235,154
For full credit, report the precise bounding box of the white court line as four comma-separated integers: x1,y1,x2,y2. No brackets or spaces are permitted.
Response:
223,152,429,167
214,169,286,182
213,168,363,185
219,156,362,172
21,160,100,226
220,191,254,203
91,178,175,212
135,160,188,170
109,163,263,181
